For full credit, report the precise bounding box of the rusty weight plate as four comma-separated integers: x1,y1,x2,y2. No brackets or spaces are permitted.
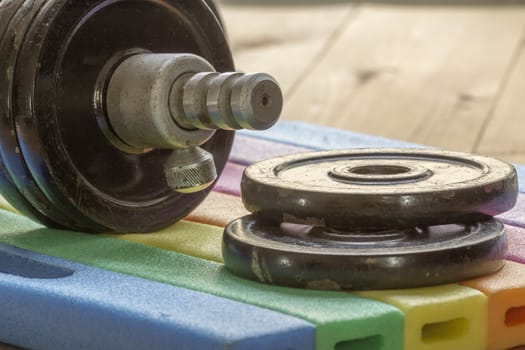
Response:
223,215,507,290
242,148,518,229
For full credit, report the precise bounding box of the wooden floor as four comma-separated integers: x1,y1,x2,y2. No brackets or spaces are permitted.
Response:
218,0,525,164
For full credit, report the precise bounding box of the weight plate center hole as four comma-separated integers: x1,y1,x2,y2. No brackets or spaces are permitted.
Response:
351,164,411,175
329,162,433,185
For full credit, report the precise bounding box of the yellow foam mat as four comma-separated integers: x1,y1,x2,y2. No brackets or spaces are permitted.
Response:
110,220,223,263
357,285,487,350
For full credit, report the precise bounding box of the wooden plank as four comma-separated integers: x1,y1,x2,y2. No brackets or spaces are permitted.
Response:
474,38,525,164
219,4,356,94
283,5,525,152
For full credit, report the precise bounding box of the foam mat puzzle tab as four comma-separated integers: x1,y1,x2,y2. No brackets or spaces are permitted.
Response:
0,243,315,350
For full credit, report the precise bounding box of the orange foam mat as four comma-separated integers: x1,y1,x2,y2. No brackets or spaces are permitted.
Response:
461,260,525,350
185,191,248,227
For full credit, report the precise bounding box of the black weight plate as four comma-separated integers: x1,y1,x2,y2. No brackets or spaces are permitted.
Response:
7,0,108,231
203,0,224,27
0,0,41,222
242,148,518,229
223,215,507,290
0,0,76,228
14,0,235,232
0,0,23,34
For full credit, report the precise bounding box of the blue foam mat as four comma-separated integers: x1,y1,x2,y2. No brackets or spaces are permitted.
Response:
0,243,315,350
239,121,420,150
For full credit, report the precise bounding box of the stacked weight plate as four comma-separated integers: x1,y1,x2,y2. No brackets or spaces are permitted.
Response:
0,0,234,232
223,148,518,290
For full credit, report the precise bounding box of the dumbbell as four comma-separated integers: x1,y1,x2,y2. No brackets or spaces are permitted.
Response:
0,0,282,232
